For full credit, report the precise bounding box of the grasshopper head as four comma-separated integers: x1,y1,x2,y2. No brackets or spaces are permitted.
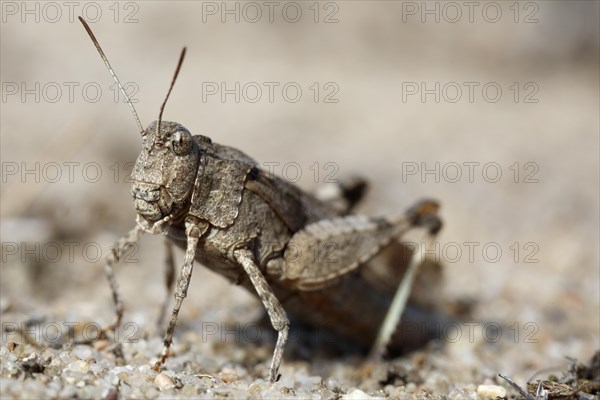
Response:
78,17,192,223
131,121,199,223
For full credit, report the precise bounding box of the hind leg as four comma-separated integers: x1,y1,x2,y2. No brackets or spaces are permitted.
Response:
369,200,443,360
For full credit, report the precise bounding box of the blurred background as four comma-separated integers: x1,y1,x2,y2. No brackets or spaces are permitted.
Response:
1,0,598,387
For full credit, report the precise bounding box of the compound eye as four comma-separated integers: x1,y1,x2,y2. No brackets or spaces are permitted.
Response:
171,130,192,155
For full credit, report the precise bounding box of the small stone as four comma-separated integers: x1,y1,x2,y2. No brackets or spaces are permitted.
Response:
477,385,507,400
103,372,119,386
126,372,147,388
277,372,295,388
72,346,93,361
13,344,25,358
155,372,175,391
66,360,90,374
325,377,341,392
343,389,384,400
111,366,132,376
172,385,190,397
59,385,77,398
218,367,238,383
58,351,72,364
296,375,322,388
90,359,111,376
248,381,267,396
137,364,152,374
95,340,109,351
65,376,76,385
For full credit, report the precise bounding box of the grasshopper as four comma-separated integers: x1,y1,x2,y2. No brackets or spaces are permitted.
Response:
78,17,443,382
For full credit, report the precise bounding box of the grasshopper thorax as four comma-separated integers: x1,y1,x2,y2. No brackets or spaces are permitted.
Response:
131,121,199,223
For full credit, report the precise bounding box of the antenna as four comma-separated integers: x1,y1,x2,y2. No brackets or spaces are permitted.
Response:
78,16,145,135
156,47,187,136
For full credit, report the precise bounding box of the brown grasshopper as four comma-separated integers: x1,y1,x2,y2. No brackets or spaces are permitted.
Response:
79,17,443,382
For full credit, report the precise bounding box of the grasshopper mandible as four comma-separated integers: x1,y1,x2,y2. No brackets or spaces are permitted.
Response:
78,17,443,382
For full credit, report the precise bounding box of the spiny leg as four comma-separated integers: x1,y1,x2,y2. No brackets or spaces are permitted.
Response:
369,200,442,360
153,218,204,371
75,221,144,344
101,223,145,338
72,220,145,347
156,239,176,331
234,249,289,383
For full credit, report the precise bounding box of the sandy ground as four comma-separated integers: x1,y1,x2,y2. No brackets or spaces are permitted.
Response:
1,1,599,399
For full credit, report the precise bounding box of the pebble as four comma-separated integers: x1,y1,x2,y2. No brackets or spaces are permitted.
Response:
218,367,238,383
94,340,109,351
450,388,477,400
477,385,507,400
71,346,93,361
325,377,342,392
3,345,19,360
296,375,322,389
66,360,90,374
155,372,176,391
342,389,384,400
